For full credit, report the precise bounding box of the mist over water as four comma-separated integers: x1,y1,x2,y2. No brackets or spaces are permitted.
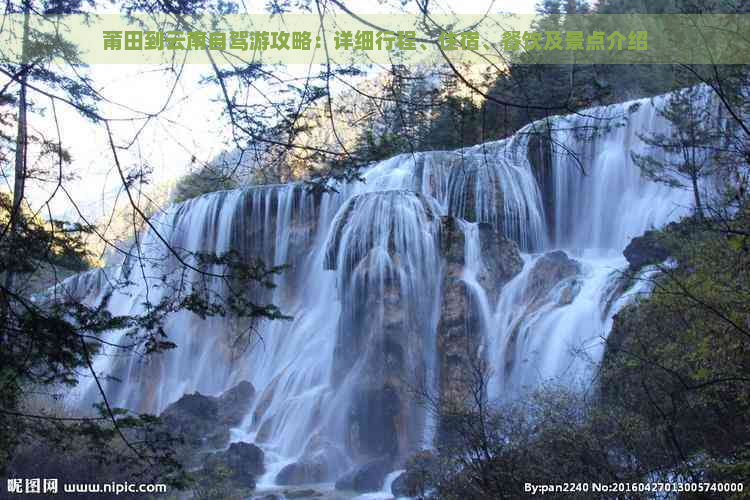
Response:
66,90,697,490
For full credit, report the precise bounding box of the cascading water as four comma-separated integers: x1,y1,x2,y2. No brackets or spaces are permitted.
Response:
63,89,708,493
477,92,696,400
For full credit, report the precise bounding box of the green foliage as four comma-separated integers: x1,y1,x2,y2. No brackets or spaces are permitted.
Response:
171,165,239,204
419,94,484,152
478,0,744,140
0,191,92,275
353,130,412,163
1,280,185,476
190,464,250,500
600,210,750,489
347,69,486,165
1,242,290,483
597,0,750,13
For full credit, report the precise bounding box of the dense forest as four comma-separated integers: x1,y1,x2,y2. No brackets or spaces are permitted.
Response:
1,0,750,499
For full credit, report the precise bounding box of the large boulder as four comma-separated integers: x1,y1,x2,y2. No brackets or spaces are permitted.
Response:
500,251,582,376
476,222,524,300
202,442,265,490
160,392,226,451
275,460,327,485
158,381,255,466
217,380,256,426
334,457,393,493
523,250,580,304
623,230,669,270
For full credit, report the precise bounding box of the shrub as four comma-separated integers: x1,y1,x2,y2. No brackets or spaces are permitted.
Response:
171,167,238,204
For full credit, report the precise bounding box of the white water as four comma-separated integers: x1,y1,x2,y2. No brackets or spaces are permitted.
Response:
353,469,407,500
62,89,712,491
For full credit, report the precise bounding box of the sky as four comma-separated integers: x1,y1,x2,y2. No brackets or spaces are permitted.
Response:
11,0,539,222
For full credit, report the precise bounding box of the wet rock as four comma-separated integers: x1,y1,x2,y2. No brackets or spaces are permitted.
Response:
347,387,401,458
299,438,349,481
284,489,323,498
158,381,255,460
334,457,393,493
324,190,437,271
437,217,522,444
439,217,522,301
253,370,286,425
528,132,556,242
330,192,442,462
255,413,276,443
202,442,265,490
160,392,227,451
284,184,321,271
477,222,524,300
523,250,581,305
600,266,640,321
217,380,255,427
276,459,327,485
440,216,467,264
623,230,669,270
557,278,582,306
391,472,414,497
445,164,504,227
501,252,583,378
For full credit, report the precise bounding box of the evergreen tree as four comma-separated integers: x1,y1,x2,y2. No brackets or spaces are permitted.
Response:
0,0,289,484
632,86,721,218
1,0,98,306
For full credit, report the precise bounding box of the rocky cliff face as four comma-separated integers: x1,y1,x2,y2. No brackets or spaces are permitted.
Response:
436,216,523,443
323,192,527,478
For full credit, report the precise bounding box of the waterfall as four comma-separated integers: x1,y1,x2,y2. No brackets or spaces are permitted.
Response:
477,92,697,400
63,89,705,489
541,97,694,252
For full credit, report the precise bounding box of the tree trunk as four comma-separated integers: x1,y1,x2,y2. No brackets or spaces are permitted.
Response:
692,173,704,220
1,5,31,345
